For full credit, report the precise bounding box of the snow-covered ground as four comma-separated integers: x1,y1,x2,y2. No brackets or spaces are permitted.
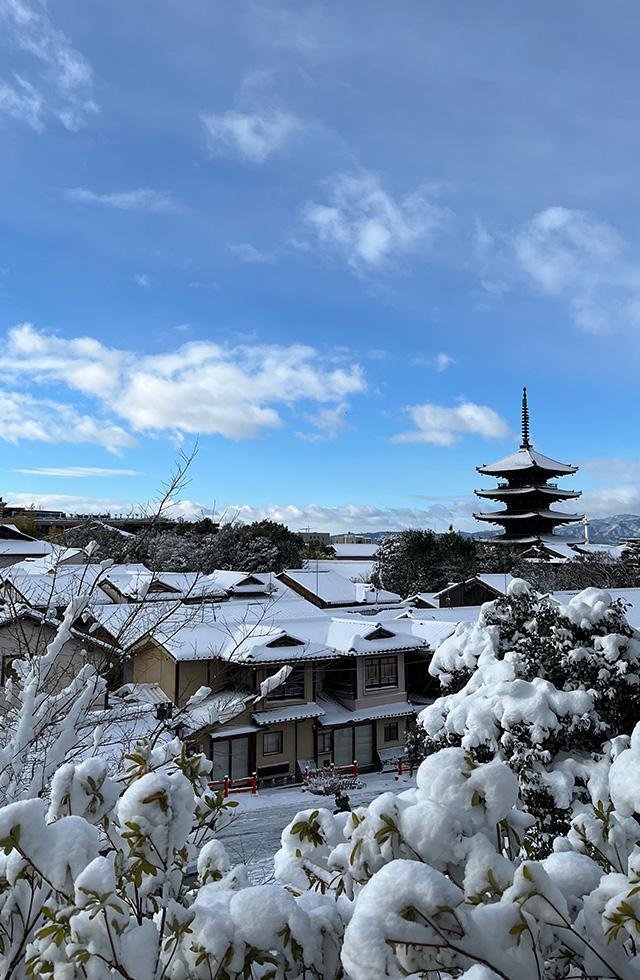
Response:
218,770,416,881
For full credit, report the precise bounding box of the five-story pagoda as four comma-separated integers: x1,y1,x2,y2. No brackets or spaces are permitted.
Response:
474,388,583,544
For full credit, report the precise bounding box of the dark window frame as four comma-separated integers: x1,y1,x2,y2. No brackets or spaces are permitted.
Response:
384,722,399,743
263,730,283,756
317,730,333,754
364,655,398,690
266,666,305,701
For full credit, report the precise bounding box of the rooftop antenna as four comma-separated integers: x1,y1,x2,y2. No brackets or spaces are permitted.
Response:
520,386,531,450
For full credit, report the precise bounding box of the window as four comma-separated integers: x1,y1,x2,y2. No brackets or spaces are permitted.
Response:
263,731,283,756
364,655,398,690
384,722,399,743
266,667,305,701
318,730,333,754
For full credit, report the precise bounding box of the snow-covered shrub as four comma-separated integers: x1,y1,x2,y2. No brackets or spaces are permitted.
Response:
408,580,640,851
0,737,346,979
274,731,640,979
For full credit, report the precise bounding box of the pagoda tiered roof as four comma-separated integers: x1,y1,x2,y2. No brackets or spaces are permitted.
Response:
475,484,581,501
474,387,584,545
477,446,577,478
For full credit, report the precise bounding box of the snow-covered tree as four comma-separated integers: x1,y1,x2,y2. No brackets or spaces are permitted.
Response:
409,580,640,852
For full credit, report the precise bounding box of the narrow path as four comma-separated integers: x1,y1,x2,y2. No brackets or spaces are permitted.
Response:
218,772,414,882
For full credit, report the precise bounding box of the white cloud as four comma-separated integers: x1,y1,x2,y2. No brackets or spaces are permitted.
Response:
0,493,480,533
579,458,640,484
0,388,135,452
64,187,180,213
134,274,152,289
298,402,351,442
229,243,275,263
411,352,455,371
303,171,449,271
0,323,366,442
202,108,302,162
0,0,97,130
13,467,142,478
579,487,640,518
392,401,509,446
0,73,42,130
514,207,627,332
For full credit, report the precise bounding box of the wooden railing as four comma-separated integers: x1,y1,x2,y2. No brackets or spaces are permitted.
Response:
209,772,258,798
396,756,423,777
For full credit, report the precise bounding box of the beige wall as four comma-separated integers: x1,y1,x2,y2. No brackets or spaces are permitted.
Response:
255,718,315,774
0,617,111,700
132,640,176,701
176,660,209,705
353,652,406,709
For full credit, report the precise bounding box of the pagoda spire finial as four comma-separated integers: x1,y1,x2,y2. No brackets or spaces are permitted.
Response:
520,386,531,449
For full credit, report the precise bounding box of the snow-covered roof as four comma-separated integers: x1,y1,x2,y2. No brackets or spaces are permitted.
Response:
0,540,55,557
0,524,38,541
316,695,417,726
332,543,379,559
407,619,459,647
4,566,111,609
304,559,376,582
433,574,514,599
280,569,400,606
148,610,335,663
572,542,626,559
402,592,439,608
478,446,577,476
77,601,184,648
277,614,428,656
252,702,325,725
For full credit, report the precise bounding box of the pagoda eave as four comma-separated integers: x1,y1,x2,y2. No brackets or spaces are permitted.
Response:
475,487,581,500
474,511,583,524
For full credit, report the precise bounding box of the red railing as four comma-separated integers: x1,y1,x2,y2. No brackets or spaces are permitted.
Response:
209,772,258,798
396,756,423,777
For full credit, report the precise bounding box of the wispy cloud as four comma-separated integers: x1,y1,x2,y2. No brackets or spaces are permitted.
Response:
14,467,143,478
514,206,624,332
392,401,509,446
0,322,367,442
202,108,303,162
0,73,42,130
303,171,450,272
134,274,152,289
229,243,275,263
64,187,180,213
298,402,351,442
0,0,97,131
412,352,456,372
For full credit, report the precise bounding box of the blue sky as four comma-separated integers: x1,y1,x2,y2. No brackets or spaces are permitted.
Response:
1,0,640,532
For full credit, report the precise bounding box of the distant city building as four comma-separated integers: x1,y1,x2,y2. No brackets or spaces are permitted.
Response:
333,533,373,544
0,498,179,535
474,388,584,545
299,531,331,548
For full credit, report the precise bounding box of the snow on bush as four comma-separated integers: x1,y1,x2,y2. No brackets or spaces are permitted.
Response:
4,580,640,976
408,580,640,850
273,730,640,979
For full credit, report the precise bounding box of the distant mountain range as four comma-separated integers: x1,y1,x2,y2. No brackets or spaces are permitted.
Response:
556,514,640,544
336,515,640,546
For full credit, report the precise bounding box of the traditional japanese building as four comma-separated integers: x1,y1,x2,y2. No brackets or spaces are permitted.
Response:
474,388,583,544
